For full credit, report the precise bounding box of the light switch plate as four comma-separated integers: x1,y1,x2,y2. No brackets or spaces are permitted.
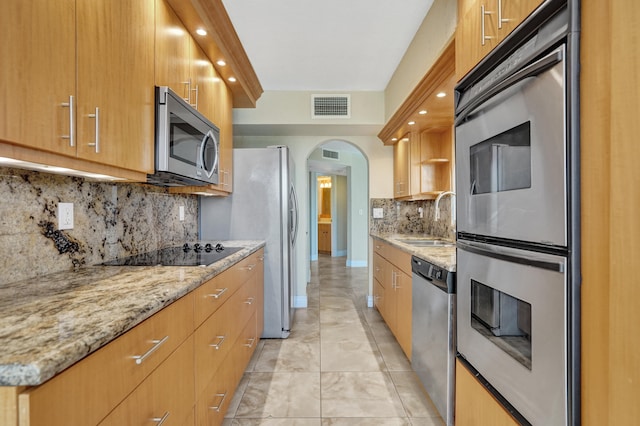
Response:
372,208,384,219
179,205,185,221
58,203,74,230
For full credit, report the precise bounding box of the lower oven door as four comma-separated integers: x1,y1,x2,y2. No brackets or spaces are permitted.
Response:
457,241,567,425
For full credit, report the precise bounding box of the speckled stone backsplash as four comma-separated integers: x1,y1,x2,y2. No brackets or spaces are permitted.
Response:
0,167,198,286
370,198,455,240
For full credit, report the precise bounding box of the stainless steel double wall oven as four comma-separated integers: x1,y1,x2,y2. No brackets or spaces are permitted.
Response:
454,1,580,425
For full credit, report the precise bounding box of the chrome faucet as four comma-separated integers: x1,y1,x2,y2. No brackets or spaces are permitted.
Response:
434,191,456,223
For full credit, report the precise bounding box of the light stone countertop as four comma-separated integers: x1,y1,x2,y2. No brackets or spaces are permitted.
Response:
0,240,265,387
370,232,456,272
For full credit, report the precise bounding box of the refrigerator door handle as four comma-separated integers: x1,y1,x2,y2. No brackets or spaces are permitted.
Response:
290,183,299,247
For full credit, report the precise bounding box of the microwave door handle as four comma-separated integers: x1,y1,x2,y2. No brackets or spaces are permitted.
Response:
457,241,565,273
455,48,564,124
198,130,217,179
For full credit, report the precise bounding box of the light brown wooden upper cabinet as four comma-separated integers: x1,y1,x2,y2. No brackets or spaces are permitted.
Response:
456,0,545,81
156,0,234,194
76,0,155,174
1,0,155,177
1,0,77,158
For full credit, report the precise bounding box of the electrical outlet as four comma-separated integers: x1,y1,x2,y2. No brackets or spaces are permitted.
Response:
179,205,185,221
58,203,74,230
372,208,384,219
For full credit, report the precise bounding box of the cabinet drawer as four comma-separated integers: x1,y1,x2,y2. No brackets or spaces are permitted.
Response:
195,357,234,426
19,294,193,426
99,335,195,426
194,267,240,328
373,239,389,258
194,277,257,396
374,278,385,317
234,250,261,287
373,253,386,284
387,245,412,276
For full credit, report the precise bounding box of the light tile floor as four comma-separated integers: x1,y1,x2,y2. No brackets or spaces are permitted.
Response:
223,255,444,425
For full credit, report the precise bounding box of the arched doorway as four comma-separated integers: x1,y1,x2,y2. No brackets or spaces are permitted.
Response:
307,140,369,269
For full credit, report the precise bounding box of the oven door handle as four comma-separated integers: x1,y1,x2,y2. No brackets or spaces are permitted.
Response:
455,48,563,125
457,240,565,273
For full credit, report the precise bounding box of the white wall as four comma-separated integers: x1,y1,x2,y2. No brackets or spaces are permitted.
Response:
384,0,457,121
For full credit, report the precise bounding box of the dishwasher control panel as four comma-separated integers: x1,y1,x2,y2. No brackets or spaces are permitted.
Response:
411,256,456,294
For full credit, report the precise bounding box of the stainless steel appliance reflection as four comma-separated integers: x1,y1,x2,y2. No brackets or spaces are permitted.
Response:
411,256,456,426
199,146,298,338
454,2,580,424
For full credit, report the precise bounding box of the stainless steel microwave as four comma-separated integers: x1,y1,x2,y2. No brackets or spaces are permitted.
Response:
147,86,219,187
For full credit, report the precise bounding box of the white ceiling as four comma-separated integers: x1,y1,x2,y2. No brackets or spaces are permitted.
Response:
221,0,435,92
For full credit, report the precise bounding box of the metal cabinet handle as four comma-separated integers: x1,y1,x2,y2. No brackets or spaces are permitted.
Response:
244,337,256,348
152,412,170,425
481,4,495,46
242,264,256,271
183,80,191,104
210,335,226,350
87,107,100,153
191,84,199,109
209,392,228,412
498,0,510,29
61,95,75,147
244,297,254,305
133,335,169,365
208,288,228,299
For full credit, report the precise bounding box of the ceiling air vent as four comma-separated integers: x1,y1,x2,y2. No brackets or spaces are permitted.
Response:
322,149,340,160
312,94,351,119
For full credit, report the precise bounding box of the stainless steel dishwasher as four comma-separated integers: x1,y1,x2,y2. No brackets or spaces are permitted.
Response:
411,255,456,426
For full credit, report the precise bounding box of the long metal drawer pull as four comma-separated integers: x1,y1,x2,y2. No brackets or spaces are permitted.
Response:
481,5,495,46
133,335,169,365
244,337,256,348
208,288,228,299
209,392,228,412
210,335,226,350
151,412,170,425
87,107,100,153
191,84,199,109
61,95,75,147
244,297,255,305
498,0,510,29
183,80,191,104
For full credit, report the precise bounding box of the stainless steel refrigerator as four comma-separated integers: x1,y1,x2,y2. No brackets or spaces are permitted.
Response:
199,146,298,338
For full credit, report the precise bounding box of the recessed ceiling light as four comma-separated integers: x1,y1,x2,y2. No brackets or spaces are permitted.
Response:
436,92,446,98
216,60,227,67
419,110,427,115
228,77,237,83
408,121,416,125
391,137,398,142
195,28,207,36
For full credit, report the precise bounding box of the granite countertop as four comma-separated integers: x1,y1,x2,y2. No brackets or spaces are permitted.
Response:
370,232,456,272
0,240,265,387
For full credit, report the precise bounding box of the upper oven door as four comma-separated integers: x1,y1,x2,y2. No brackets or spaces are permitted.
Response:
455,46,567,246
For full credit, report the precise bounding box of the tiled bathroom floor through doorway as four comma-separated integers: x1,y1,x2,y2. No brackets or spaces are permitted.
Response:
223,255,444,425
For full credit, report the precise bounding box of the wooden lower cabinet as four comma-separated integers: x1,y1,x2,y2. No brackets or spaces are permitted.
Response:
18,294,194,426
98,335,195,426
15,248,264,426
455,359,518,426
318,223,331,254
373,239,412,360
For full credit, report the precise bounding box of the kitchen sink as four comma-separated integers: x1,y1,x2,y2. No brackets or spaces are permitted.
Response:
396,238,454,247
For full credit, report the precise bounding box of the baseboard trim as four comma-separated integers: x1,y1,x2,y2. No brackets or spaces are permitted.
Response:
293,296,308,308
346,260,367,268
367,295,374,308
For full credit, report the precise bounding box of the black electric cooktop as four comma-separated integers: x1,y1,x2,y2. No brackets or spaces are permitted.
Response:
102,243,242,267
